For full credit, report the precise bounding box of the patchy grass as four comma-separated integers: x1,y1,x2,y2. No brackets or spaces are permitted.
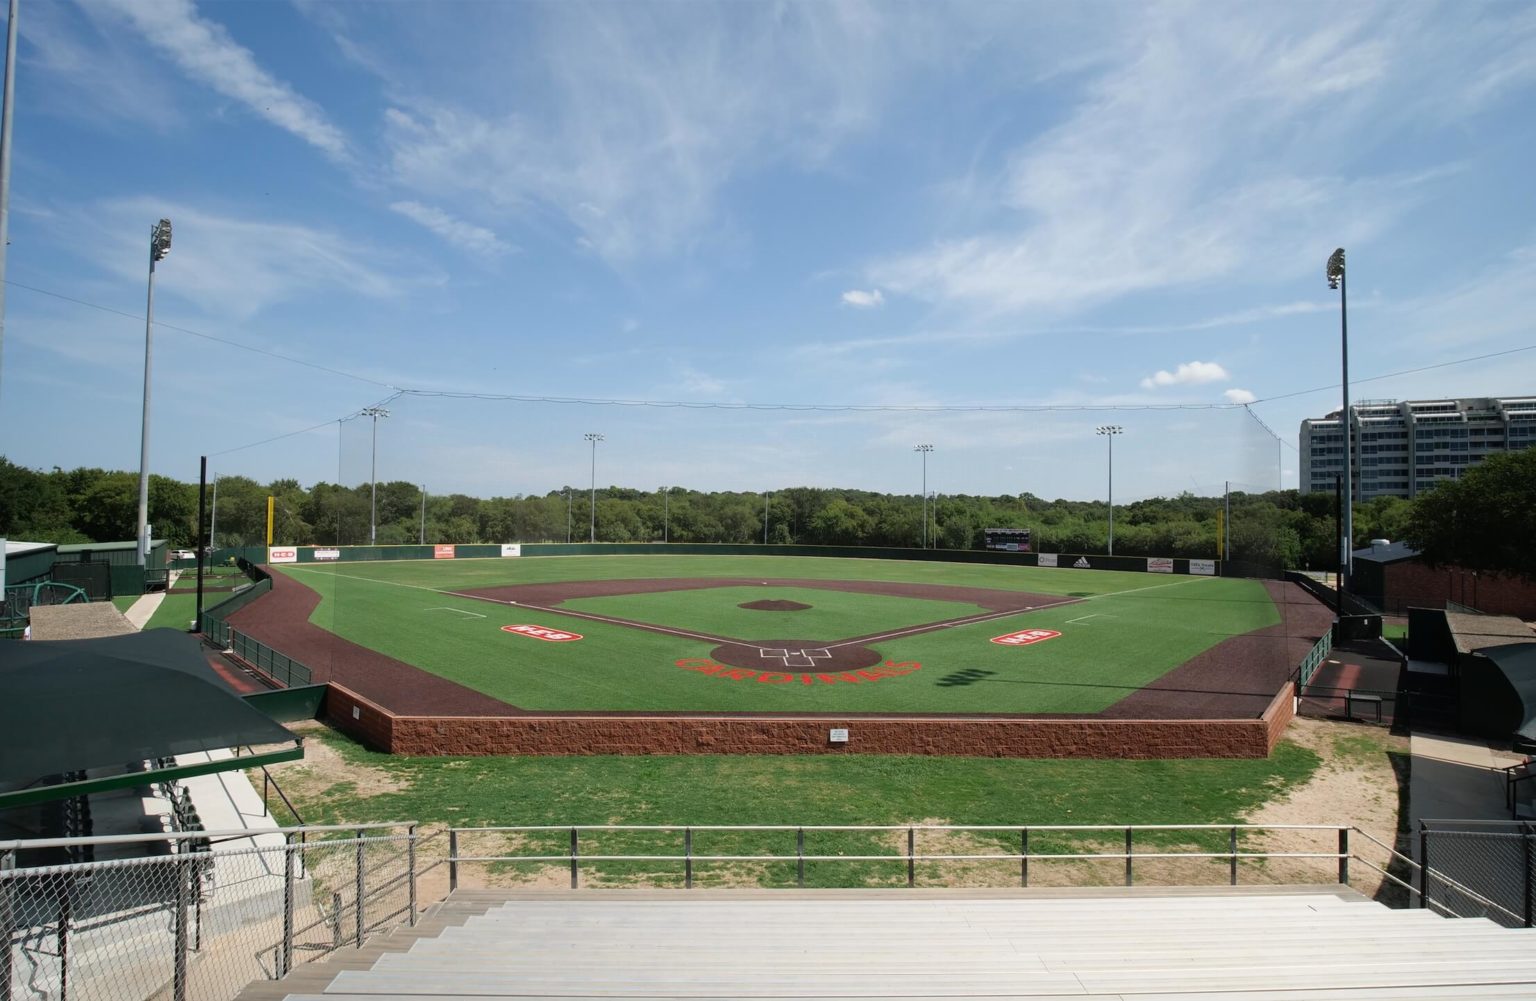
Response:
259,720,1322,888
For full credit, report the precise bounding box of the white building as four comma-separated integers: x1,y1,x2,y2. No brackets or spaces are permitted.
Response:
1300,396,1536,499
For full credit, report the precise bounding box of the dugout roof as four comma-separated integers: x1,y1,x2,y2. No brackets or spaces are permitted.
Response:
1483,643,1536,753
0,629,302,807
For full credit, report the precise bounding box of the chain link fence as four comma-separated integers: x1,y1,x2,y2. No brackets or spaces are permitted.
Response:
1418,820,1534,928
1,824,421,1001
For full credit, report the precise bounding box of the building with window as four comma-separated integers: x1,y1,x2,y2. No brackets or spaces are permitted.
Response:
1300,396,1536,499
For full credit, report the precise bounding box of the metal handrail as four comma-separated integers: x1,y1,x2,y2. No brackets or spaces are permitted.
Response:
452,822,1346,833
0,822,407,853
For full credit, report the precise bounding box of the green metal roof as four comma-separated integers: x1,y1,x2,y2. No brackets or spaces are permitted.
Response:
55,539,167,553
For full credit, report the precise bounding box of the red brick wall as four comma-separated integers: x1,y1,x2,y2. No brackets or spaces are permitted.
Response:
321,682,1295,760
1385,561,1536,619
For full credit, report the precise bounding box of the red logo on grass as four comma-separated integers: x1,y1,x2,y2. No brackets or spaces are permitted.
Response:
991,628,1061,646
501,624,583,642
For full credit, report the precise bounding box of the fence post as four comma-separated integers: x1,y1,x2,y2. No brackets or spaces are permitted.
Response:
907,828,916,888
1124,827,1133,887
569,827,579,890
1020,828,1028,888
1229,827,1238,886
58,876,69,1001
797,828,805,888
1338,828,1349,885
281,833,296,977
1524,828,1533,929
408,825,418,927
1,850,14,1001
173,853,191,1001
684,828,693,890
354,829,366,948
1419,825,1430,909
448,829,459,892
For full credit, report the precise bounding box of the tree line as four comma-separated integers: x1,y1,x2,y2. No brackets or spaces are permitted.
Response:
7,453,1470,573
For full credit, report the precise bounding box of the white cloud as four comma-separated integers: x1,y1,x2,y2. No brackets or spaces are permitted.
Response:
1140,361,1230,390
74,197,413,320
93,0,349,161
840,288,885,308
867,8,1432,316
390,201,512,258
1224,388,1258,404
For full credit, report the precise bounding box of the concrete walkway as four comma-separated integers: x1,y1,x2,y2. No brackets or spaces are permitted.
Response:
1409,730,1525,852
122,568,180,628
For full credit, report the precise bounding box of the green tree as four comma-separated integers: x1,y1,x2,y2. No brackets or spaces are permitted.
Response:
1405,448,1536,579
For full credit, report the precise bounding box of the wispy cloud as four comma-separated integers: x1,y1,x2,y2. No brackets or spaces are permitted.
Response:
1141,361,1230,390
867,8,1432,316
390,201,512,258
93,0,349,161
840,288,885,308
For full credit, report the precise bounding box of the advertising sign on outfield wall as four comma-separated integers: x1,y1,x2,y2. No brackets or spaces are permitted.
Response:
314,548,341,561
268,547,298,564
433,545,456,560
1190,559,1216,576
1037,553,1058,567
1147,557,1173,573
501,543,522,558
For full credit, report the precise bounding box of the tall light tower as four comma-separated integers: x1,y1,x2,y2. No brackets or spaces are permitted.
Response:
584,433,603,543
661,486,670,543
1095,425,1123,555
136,218,173,567
1327,247,1353,593
564,487,572,544
361,406,389,545
914,444,934,548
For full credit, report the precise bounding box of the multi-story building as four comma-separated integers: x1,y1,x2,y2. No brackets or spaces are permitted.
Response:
1300,396,1536,499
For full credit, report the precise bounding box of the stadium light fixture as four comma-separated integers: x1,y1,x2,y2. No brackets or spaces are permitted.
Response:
1095,425,1124,556
135,217,173,567
360,407,390,545
585,433,604,543
914,444,934,548
1327,247,1353,591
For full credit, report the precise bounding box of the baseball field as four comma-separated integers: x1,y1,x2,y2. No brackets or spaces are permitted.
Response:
227,555,1333,720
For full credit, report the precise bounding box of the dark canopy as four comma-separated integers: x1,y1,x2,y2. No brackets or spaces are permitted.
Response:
1477,643,1536,754
0,629,298,786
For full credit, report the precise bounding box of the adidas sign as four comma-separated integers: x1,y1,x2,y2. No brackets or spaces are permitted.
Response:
1073,557,1091,569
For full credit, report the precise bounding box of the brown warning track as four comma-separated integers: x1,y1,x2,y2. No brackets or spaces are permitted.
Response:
228,570,1332,722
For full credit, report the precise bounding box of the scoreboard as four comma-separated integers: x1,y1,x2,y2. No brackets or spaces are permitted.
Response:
983,527,1032,553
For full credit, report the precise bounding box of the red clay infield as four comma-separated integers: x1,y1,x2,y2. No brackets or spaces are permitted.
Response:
227,570,1334,720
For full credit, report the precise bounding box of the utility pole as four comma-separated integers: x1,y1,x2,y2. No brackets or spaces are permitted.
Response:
1096,425,1123,555
584,433,603,543
914,444,933,548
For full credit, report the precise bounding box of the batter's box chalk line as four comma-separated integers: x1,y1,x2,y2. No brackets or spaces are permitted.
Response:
759,647,834,669
425,606,487,619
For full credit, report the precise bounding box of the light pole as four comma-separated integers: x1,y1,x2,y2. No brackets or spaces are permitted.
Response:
763,491,770,545
209,472,220,554
914,444,933,548
1328,247,1353,593
564,488,572,543
419,485,427,545
0,0,19,411
136,218,172,567
661,486,670,543
1096,425,1123,555
585,433,603,543
361,406,389,545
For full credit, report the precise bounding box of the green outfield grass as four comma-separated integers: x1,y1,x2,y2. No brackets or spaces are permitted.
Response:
279,556,1280,714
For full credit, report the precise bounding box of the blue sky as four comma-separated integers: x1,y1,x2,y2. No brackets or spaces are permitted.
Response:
0,0,1533,502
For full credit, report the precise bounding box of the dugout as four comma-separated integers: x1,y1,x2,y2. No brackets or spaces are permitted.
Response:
54,538,169,596
0,630,303,831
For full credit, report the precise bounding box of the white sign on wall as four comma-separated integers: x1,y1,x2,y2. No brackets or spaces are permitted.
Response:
1190,559,1217,576
1147,557,1174,573
268,547,298,564
1037,553,1058,568
829,728,850,743
314,548,341,561
501,543,522,558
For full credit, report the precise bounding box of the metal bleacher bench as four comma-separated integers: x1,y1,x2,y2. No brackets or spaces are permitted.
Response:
1344,691,1383,723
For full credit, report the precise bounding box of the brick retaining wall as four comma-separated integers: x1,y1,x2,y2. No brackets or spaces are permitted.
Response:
321,681,1296,760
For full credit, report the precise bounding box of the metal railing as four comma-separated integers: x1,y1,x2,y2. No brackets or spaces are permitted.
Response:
1294,629,1334,689
226,630,311,688
1416,819,1536,927
447,823,1359,891
1,823,418,1001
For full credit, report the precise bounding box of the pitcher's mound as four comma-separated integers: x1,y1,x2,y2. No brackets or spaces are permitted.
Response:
711,640,881,672
738,599,812,612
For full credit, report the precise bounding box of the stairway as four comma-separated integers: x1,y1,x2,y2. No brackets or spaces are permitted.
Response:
240,886,1536,1000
